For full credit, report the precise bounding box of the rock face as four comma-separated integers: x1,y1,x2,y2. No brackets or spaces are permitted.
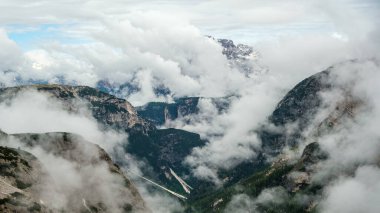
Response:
218,39,254,61
216,38,266,76
284,142,327,193
0,131,149,213
0,146,51,213
260,71,331,155
136,96,233,126
136,97,200,126
0,85,155,134
270,71,331,126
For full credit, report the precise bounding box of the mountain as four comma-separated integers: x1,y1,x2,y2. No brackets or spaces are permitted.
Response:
136,96,233,126
259,70,332,155
126,128,209,197
0,85,210,198
0,70,339,206
0,38,262,103
216,38,265,76
183,70,333,212
184,71,335,208
186,64,365,212
0,84,260,200
187,143,324,212
136,97,200,126
0,85,155,134
0,146,52,212
0,131,149,212
93,38,265,99
0,61,366,212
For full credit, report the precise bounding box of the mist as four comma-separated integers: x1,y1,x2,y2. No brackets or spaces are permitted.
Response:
0,88,184,212
0,0,379,212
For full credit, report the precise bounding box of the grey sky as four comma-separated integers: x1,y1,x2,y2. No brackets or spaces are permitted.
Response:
1,0,379,46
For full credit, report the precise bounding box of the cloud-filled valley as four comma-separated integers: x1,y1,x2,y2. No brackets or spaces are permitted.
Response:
0,0,379,212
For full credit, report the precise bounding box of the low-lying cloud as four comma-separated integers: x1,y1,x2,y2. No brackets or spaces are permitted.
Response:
0,89,125,151
320,166,380,213
0,0,379,212
0,88,183,212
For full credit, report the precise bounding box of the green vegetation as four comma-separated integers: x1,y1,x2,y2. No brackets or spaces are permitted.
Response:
187,163,294,212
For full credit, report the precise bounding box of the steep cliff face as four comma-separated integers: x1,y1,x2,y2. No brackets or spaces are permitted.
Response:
0,131,149,213
136,96,233,126
136,97,200,126
259,71,332,155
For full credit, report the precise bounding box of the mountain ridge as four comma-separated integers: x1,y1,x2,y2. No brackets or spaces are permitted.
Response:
0,130,149,212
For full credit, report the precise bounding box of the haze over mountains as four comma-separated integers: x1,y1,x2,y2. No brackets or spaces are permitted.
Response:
0,0,380,212
1,58,379,212
0,38,265,101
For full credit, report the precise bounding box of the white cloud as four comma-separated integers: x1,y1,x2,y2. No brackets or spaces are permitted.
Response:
0,89,126,152
0,88,150,212
321,166,380,213
0,0,377,105
184,78,281,181
0,29,22,72
0,0,379,211
0,11,256,104
224,187,288,213
274,59,380,213
0,88,182,212
0,134,146,212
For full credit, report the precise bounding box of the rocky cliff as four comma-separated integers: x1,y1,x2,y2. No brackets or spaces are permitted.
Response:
0,131,149,213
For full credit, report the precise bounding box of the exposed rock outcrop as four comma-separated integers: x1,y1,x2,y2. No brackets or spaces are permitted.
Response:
0,131,149,213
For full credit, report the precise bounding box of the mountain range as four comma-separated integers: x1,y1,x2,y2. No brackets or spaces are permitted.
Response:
0,39,373,212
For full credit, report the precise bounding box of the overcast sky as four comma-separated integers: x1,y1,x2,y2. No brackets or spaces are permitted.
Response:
0,0,378,105
1,0,379,48
1,3,380,211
